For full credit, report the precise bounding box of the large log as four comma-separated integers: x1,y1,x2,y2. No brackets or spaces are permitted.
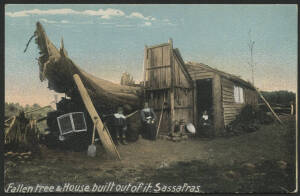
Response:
34,22,142,112
73,74,120,160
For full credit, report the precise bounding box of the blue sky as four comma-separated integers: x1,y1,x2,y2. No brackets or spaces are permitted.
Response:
5,4,297,106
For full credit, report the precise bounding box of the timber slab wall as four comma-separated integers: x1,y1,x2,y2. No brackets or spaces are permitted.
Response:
144,40,193,135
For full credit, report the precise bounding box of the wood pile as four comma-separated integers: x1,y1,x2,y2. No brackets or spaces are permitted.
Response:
4,111,40,153
157,120,194,142
157,122,191,142
4,151,33,162
158,133,189,142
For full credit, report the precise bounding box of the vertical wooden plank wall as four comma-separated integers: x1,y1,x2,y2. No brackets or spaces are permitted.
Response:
144,40,194,134
172,56,193,124
169,39,175,133
145,46,171,89
144,42,172,134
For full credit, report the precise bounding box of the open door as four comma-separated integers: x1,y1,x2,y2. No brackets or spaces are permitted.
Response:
196,78,213,136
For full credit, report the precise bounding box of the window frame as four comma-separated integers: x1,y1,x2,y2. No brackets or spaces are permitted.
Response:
57,112,87,136
233,85,244,104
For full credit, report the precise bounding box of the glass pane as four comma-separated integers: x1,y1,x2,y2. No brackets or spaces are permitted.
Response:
72,113,86,131
234,86,239,103
58,115,73,134
239,87,244,103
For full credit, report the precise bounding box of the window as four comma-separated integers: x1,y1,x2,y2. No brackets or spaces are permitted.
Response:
57,112,87,136
234,86,244,103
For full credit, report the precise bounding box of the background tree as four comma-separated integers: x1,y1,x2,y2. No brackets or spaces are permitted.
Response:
247,29,256,85
260,91,296,106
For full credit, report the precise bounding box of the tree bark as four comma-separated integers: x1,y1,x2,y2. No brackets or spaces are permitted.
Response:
34,22,142,112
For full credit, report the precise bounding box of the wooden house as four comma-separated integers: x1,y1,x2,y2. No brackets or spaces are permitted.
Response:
185,62,258,136
144,39,258,136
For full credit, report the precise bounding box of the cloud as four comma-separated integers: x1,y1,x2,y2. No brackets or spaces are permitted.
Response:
99,22,114,25
127,12,156,21
60,20,69,24
5,8,170,26
39,18,57,24
6,8,77,17
82,8,125,19
166,22,177,26
39,18,70,24
115,24,135,28
5,8,125,19
143,22,152,26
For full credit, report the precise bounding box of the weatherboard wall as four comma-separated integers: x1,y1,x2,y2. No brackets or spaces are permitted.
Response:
185,63,224,135
221,77,258,126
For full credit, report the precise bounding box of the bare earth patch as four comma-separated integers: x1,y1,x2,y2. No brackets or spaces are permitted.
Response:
4,115,296,193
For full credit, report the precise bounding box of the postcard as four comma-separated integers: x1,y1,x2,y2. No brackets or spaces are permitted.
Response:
3,4,298,193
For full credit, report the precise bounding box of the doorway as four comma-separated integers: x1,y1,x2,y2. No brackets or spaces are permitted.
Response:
197,78,213,114
196,78,213,136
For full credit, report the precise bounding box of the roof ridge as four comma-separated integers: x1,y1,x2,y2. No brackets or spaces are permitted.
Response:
185,61,254,89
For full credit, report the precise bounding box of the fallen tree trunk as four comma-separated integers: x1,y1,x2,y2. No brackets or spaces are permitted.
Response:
34,22,142,112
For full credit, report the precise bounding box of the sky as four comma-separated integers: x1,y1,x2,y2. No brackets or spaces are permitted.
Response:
5,4,298,106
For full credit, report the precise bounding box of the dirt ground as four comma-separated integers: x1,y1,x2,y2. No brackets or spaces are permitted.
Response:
4,115,296,193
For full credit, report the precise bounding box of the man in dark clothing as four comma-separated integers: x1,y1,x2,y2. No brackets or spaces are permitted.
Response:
113,106,128,145
140,102,157,140
103,106,128,145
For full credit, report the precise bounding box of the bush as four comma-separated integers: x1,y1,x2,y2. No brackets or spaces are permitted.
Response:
225,104,273,136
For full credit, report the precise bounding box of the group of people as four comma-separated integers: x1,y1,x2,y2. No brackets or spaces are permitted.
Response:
105,103,212,145
104,102,157,145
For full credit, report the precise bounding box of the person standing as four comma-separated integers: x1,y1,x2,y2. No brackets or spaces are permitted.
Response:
113,106,128,145
140,102,157,140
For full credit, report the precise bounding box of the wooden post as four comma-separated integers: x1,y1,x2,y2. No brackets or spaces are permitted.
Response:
213,74,224,136
4,116,16,139
255,88,283,124
156,93,166,137
73,74,121,160
143,45,148,94
169,38,175,134
193,81,198,130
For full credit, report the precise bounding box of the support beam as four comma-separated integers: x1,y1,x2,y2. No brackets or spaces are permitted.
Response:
143,45,147,96
213,74,224,135
255,88,283,124
193,81,198,129
169,38,175,133
73,74,121,160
